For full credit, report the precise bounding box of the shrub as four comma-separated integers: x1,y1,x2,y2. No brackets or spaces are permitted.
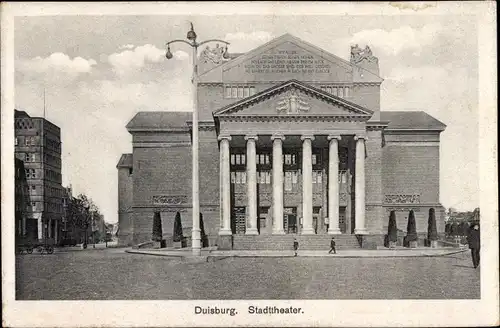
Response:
388,210,398,242
427,208,438,241
406,210,418,242
450,222,459,236
173,212,183,242
151,211,162,242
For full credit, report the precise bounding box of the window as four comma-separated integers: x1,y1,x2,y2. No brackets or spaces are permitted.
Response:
225,85,256,99
129,168,133,176
256,153,270,165
25,138,30,146
258,171,271,184
312,171,323,184
15,137,18,146
25,153,31,162
231,171,246,184
231,153,246,166
319,85,349,98
284,154,297,165
31,185,36,191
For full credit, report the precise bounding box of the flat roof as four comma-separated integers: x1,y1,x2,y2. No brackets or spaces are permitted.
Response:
381,111,446,131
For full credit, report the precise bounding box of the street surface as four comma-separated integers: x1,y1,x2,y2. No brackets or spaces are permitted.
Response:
15,246,480,300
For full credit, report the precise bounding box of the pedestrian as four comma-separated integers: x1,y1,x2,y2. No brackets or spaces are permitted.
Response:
467,224,480,268
293,238,299,257
328,237,337,254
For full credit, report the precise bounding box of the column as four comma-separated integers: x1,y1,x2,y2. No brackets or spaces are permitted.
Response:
245,135,258,235
48,219,53,238
328,135,342,234
301,135,315,234
219,135,232,235
38,217,43,240
354,136,368,234
54,220,58,244
271,134,285,234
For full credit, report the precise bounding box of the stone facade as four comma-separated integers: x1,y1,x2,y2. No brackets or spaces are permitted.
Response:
117,34,446,248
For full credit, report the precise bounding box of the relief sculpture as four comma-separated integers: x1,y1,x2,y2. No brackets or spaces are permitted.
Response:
152,195,187,205
384,194,421,204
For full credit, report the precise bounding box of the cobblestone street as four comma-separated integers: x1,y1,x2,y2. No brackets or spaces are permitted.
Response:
15,248,480,300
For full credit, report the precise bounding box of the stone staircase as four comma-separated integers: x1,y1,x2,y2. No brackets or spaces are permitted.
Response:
232,234,361,250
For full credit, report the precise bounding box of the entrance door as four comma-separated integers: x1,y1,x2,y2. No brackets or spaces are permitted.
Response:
284,207,297,234
339,207,347,233
233,207,246,234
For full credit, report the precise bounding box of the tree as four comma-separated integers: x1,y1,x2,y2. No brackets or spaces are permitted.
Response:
388,210,398,243
445,223,451,236
66,194,101,244
450,222,459,237
173,212,183,242
152,211,162,242
406,210,418,242
427,208,438,241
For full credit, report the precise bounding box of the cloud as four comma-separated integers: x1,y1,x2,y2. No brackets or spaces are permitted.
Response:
173,50,189,60
17,52,97,75
107,44,166,75
347,24,443,56
223,31,274,53
119,44,135,49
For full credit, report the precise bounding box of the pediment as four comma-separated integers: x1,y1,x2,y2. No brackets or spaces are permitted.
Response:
199,33,382,84
213,80,373,119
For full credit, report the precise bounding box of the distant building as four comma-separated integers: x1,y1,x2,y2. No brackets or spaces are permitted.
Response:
15,109,64,243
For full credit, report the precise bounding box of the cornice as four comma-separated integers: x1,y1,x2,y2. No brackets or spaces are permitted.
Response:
218,115,370,123
213,80,374,117
352,81,382,86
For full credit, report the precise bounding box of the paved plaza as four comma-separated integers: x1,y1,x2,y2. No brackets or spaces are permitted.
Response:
15,247,480,300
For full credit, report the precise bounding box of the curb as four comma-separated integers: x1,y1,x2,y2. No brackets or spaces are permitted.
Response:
125,248,467,259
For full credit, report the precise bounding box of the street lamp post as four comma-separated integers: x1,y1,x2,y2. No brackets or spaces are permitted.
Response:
165,23,230,256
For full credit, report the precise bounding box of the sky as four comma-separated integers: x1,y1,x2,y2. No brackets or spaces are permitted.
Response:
14,13,479,223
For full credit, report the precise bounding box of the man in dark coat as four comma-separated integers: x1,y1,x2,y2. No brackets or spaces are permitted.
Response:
328,237,337,254
467,224,480,268
293,238,299,257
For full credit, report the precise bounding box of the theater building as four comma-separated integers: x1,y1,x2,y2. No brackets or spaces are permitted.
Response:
117,34,446,249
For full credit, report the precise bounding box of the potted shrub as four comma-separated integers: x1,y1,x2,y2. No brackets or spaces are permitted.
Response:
173,212,184,248
406,210,418,248
387,210,398,248
200,213,208,248
151,211,164,248
427,208,438,248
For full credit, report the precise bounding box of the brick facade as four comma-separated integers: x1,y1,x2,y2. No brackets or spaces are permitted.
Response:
117,34,446,248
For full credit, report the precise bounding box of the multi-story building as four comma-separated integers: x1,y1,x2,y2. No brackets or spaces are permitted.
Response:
14,109,64,243
117,34,446,249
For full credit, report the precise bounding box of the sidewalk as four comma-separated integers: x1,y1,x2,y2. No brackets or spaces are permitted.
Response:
125,247,466,260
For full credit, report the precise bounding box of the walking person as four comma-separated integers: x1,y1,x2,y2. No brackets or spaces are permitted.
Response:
293,238,299,257
328,237,337,254
467,224,480,268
